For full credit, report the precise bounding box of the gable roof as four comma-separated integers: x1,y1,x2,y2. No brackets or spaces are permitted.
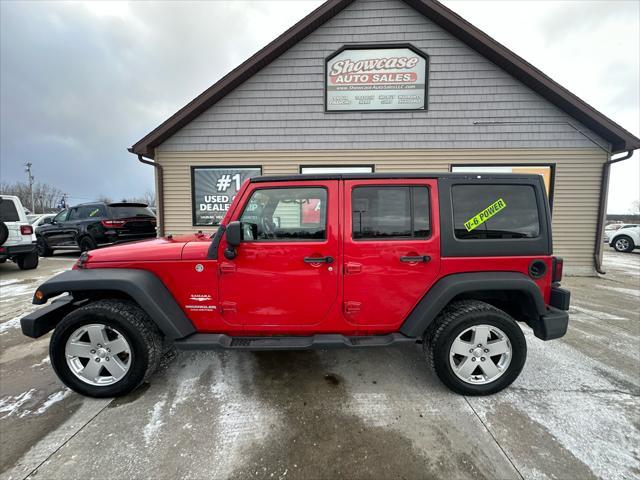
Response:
130,0,640,158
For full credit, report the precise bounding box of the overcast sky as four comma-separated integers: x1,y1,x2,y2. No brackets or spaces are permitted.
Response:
1,0,638,212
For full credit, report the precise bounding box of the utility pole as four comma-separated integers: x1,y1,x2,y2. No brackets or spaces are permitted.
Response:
25,162,35,213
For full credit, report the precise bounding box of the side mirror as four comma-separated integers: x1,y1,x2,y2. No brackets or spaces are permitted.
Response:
226,221,242,247
43,217,53,225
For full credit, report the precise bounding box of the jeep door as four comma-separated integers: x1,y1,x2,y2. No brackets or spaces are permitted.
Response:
343,179,441,331
219,180,340,330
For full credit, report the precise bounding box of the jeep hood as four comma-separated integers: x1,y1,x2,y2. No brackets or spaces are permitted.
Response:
83,235,204,263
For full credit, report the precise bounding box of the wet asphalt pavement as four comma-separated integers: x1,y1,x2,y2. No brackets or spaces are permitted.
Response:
0,250,638,480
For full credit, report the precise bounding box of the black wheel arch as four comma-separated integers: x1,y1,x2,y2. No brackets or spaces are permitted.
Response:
400,272,547,338
25,268,195,340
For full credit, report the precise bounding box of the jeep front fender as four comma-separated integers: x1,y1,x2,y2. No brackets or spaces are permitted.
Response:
399,272,547,337
27,269,195,339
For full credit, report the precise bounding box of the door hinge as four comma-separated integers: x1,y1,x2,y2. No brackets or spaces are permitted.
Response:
344,301,362,314
220,301,237,314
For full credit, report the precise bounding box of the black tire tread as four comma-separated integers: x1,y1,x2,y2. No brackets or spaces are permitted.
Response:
423,299,525,396
50,299,163,397
17,251,39,270
613,235,635,253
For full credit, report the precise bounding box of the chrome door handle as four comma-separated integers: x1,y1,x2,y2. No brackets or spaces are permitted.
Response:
304,256,334,264
400,255,431,263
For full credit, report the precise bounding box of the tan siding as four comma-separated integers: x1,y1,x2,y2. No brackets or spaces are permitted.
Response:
156,147,606,275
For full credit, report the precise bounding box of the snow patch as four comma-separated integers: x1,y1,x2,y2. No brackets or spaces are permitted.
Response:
0,278,20,287
569,305,625,320
599,284,640,299
0,315,22,334
0,389,36,418
348,392,394,427
32,356,51,368
35,389,71,414
143,395,168,446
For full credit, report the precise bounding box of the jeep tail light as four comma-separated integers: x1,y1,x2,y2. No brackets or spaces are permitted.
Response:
101,219,127,228
20,225,33,235
552,256,563,283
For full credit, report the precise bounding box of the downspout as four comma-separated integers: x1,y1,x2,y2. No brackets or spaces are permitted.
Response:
594,150,634,274
129,149,165,237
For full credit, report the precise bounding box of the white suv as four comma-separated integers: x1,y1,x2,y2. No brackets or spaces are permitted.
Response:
0,195,39,270
609,225,640,253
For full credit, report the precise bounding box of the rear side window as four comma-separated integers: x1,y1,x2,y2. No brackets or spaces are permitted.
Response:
452,185,540,239
240,187,327,241
0,199,20,222
352,186,430,239
109,206,154,218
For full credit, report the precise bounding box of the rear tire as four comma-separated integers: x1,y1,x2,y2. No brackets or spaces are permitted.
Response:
50,299,163,398
612,235,634,253
0,222,8,246
79,236,97,252
424,300,526,396
36,236,54,257
17,251,39,270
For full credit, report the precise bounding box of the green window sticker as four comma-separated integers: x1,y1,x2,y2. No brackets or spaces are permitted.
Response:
464,198,507,232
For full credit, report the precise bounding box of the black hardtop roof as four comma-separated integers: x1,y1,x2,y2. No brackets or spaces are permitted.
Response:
250,172,544,183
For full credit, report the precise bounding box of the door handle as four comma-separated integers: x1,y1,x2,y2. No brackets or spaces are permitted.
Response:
400,255,431,263
304,256,334,264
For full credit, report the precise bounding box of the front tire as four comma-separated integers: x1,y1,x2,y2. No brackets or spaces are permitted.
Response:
424,300,526,396
612,235,634,253
17,251,39,270
50,300,163,398
37,236,54,257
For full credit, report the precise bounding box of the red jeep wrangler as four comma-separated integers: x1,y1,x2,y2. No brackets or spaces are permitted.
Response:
21,173,570,398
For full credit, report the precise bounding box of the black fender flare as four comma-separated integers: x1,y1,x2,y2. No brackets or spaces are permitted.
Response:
399,272,546,337
30,269,196,339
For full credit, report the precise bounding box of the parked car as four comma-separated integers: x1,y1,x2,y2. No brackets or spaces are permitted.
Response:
0,195,39,270
28,214,56,242
35,202,156,256
21,173,570,398
604,223,638,243
609,225,640,253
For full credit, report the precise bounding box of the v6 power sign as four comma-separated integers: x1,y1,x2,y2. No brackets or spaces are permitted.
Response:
192,167,261,226
326,47,427,111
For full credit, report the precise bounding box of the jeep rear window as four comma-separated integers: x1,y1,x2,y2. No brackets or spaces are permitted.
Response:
0,199,20,222
452,185,540,239
352,186,430,239
240,187,327,241
109,206,154,218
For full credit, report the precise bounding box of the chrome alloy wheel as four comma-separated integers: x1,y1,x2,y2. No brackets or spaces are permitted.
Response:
615,238,630,251
449,325,512,385
65,324,132,386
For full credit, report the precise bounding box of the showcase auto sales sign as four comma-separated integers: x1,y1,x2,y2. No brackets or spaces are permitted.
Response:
326,47,427,111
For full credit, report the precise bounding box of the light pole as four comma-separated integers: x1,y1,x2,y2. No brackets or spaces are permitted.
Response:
25,162,35,213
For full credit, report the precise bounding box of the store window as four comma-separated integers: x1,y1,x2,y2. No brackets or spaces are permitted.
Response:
452,184,540,240
352,186,430,239
301,166,373,174
240,187,327,241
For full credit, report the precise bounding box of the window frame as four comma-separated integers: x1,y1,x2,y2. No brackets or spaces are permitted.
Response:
238,185,330,243
350,184,432,242
451,183,542,241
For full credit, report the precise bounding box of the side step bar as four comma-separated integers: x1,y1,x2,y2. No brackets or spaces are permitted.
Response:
173,333,417,351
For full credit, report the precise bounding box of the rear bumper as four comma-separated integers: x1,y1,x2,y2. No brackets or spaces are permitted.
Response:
531,287,570,341
0,242,37,259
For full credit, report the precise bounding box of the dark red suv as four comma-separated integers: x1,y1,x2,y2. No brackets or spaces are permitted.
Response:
21,173,569,398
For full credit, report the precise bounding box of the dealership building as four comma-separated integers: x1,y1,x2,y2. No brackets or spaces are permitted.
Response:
129,0,639,275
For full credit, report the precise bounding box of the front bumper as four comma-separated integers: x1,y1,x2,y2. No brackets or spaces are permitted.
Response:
21,295,80,338
0,242,37,260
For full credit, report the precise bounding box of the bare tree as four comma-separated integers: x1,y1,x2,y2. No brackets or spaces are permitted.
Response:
0,180,64,213
629,199,640,214
125,190,156,207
